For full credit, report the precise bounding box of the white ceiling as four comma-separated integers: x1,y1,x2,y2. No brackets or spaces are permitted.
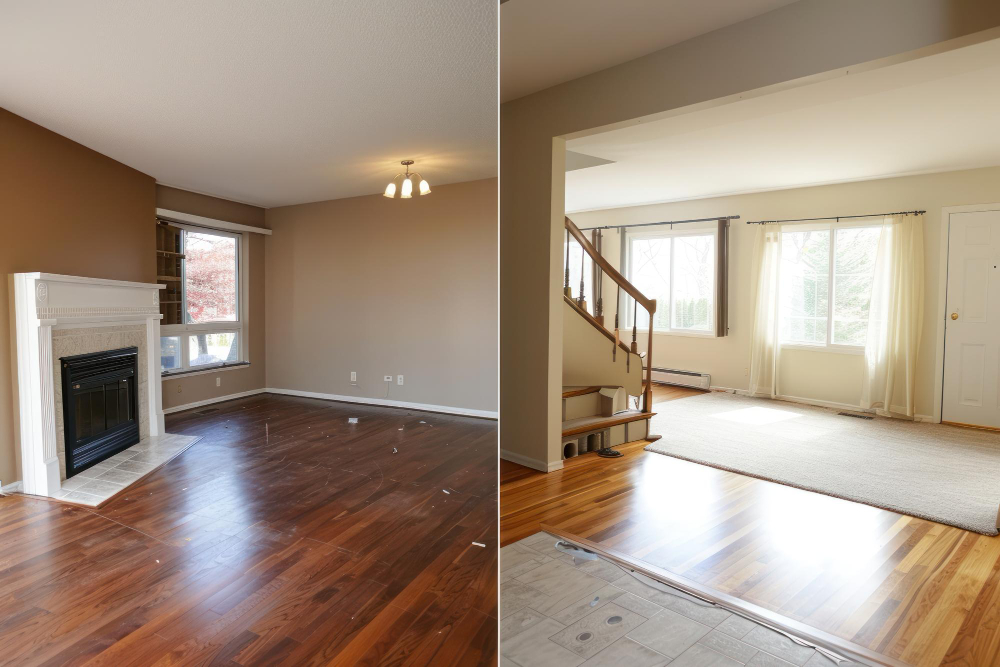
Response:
566,38,1000,212
500,0,796,103
0,1,497,208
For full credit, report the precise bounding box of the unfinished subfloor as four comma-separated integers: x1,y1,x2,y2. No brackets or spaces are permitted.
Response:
501,531,850,667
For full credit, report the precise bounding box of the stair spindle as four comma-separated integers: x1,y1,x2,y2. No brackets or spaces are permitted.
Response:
577,239,587,311
594,230,604,325
564,229,572,297
631,296,639,354
613,285,621,361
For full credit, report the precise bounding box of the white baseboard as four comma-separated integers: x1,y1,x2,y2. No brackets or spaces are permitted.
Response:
711,386,868,413
265,387,498,420
501,449,562,473
0,480,23,494
162,388,267,414
711,386,941,420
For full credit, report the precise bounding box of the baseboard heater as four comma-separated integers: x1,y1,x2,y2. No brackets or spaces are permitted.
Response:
649,367,711,390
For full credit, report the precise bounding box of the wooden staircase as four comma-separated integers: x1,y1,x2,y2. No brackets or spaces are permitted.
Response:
560,216,660,462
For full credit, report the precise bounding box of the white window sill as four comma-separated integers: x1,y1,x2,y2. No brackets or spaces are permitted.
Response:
162,362,251,379
637,329,716,340
780,343,864,356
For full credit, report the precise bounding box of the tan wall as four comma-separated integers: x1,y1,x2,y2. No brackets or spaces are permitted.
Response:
563,302,642,396
156,186,267,410
0,108,155,486
264,178,498,414
573,166,1000,415
500,0,1000,468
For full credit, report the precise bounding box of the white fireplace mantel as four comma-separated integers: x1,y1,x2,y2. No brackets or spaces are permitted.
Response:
11,273,165,496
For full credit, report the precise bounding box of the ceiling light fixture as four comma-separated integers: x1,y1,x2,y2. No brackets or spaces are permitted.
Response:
383,160,431,199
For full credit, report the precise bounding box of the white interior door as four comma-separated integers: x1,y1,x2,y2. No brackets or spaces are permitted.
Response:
943,210,1000,428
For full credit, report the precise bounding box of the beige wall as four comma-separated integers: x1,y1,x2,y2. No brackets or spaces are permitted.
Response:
573,166,1000,416
264,178,498,414
156,186,268,410
0,107,155,486
500,0,1000,468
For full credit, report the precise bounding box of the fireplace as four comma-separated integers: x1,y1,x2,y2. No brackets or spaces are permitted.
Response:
60,347,140,477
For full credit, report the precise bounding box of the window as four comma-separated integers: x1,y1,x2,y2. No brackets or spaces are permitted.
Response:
779,224,880,350
160,225,246,374
625,229,716,334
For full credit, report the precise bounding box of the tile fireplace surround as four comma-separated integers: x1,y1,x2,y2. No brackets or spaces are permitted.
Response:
10,273,184,502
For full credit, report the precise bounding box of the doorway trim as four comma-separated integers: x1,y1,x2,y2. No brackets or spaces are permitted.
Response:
935,202,1000,424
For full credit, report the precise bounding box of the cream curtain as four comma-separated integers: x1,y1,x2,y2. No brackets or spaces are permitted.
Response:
748,226,782,397
861,214,925,417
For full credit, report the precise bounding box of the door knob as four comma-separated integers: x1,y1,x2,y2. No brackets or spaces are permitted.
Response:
951,313,959,320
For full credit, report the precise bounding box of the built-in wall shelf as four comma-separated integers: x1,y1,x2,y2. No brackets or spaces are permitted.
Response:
155,222,183,325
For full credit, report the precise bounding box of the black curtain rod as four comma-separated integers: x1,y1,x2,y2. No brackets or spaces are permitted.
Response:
746,210,926,225
576,215,740,231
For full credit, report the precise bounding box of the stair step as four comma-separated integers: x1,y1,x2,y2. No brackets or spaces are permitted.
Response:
562,386,612,399
562,410,655,438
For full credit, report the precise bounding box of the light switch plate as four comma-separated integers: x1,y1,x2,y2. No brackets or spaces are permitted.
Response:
350,371,357,382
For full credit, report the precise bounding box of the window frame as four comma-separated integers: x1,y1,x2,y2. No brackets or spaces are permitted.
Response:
778,220,880,355
160,223,248,376
623,225,718,338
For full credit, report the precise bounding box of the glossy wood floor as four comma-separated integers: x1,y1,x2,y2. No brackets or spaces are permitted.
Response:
0,394,498,666
500,386,1000,667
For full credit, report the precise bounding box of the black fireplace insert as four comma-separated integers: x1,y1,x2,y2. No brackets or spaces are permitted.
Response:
60,346,140,477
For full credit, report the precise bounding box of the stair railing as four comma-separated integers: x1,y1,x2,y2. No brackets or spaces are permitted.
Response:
565,216,656,412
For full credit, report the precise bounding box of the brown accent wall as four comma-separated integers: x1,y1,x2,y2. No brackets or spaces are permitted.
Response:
0,108,155,486
156,186,267,410
265,178,498,414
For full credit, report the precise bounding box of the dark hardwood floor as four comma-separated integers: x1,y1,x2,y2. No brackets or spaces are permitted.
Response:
501,386,1000,666
0,393,498,666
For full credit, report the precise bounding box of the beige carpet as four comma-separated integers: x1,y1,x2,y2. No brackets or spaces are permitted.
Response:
645,392,1000,535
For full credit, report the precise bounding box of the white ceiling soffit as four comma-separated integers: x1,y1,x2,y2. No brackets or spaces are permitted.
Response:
0,1,497,208
500,0,796,103
565,38,1000,213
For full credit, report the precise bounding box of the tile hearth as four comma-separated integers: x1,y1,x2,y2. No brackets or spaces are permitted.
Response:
53,433,200,506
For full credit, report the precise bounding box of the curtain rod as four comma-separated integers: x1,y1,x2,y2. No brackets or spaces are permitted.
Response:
576,215,740,231
746,210,926,225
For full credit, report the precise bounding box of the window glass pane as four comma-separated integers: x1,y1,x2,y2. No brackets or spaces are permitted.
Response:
189,332,238,367
780,230,830,345
184,231,237,323
628,237,671,331
160,336,181,373
832,227,880,346
671,234,714,331
565,241,594,314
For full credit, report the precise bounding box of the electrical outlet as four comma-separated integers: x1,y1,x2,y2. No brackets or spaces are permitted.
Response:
384,375,393,382
177,385,182,393
397,375,404,386
350,371,357,383
216,377,221,387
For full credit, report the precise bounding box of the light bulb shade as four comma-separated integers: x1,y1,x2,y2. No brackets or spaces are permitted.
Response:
400,176,413,198
419,179,431,195
383,181,396,198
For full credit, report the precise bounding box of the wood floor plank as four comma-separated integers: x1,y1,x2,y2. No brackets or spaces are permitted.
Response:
0,393,497,666
500,385,1000,667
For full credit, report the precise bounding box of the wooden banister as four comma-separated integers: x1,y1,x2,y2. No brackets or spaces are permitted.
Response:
565,216,657,414
566,217,655,313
